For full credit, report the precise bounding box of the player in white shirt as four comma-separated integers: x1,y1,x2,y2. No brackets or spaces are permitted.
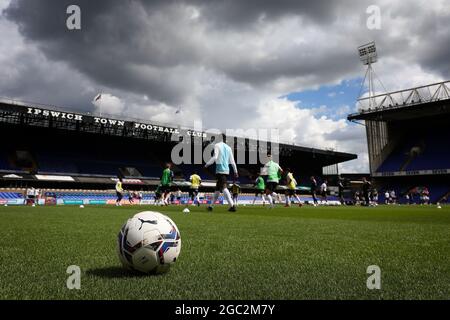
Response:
320,179,328,203
384,191,390,204
390,190,397,204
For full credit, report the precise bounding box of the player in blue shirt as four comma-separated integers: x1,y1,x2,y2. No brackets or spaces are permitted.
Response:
205,139,238,212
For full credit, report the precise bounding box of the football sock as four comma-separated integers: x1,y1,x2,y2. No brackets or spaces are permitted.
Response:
223,188,234,207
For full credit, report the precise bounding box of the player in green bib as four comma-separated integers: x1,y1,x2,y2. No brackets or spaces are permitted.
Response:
263,153,283,208
252,173,266,205
160,163,174,206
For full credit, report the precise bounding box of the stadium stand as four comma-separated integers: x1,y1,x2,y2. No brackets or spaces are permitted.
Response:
348,80,450,203
377,128,450,172
0,100,356,197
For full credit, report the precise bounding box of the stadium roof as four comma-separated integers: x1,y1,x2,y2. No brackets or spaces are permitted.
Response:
347,80,450,121
0,98,356,165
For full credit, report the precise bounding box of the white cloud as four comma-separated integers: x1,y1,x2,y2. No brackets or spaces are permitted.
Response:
92,93,125,116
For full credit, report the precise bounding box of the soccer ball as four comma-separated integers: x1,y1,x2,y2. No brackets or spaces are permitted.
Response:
183,208,190,214
117,211,181,274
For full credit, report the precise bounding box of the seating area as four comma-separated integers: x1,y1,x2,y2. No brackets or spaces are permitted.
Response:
0,147,264,182
0,192,24,199
0,150,15,171
377,129,450,173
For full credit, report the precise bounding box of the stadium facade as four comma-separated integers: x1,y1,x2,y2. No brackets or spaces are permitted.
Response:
348,80,450,204
0,99,356,194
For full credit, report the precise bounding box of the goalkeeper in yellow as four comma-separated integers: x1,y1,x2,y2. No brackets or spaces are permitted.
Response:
285,168,302,207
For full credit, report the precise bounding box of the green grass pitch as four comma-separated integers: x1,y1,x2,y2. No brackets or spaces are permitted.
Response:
0,204,449,300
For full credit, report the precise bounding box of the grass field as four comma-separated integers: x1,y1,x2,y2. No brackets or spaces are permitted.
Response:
0,204,449,300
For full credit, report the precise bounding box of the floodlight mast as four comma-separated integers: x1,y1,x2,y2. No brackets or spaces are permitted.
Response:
358,42,378,109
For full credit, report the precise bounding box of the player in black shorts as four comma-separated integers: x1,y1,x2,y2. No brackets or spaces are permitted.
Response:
154,185,163,206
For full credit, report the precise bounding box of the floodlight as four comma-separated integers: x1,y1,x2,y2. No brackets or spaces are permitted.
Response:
358,42,377,65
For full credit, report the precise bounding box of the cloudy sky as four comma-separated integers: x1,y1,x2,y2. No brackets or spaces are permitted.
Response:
1,0,449,172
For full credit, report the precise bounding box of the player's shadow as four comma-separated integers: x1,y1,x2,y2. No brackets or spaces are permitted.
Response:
86,266,156,279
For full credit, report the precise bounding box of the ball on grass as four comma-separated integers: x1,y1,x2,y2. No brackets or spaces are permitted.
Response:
80,205,85,209
183,208,190,214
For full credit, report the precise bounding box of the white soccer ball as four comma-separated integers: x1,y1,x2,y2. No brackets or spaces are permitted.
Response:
437,205,442,209
117,211,181,274
183,208,190,214
80,205,85,208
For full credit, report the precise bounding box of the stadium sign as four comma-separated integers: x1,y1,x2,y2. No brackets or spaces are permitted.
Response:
2,103,211,140
374,169,450,177
134,122,180,134
134,122,207,138
27,107,83,121
93,117,125,126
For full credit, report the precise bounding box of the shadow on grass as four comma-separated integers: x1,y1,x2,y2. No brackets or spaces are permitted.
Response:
86,266,158,279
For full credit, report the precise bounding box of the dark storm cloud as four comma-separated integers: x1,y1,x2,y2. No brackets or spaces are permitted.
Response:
3,0,449,108
3,0,372,103
413,12,450,78
193,0,343,28
4,0,202,105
